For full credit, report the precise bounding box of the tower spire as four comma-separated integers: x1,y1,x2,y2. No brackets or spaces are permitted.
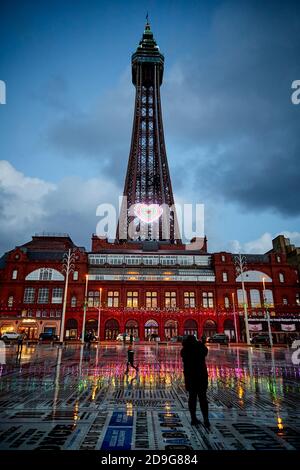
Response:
117,22,180,243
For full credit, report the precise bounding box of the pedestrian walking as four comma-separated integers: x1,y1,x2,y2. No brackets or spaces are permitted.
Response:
129,333,133,344
85,331,93,350
16,332,25,357
125,345,138,374
181,335,210,428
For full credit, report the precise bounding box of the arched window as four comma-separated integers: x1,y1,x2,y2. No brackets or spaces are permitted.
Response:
71,296,77,307
222,272,228,282
8,295,14,307
25,268,64,281
279,272,285,283
224,295,230,308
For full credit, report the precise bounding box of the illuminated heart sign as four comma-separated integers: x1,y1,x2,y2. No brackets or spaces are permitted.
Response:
134,204,163,224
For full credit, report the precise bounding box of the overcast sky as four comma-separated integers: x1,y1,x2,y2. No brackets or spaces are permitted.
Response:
0,0,300,254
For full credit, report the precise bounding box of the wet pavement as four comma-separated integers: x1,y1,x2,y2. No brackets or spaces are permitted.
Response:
0,343,299,450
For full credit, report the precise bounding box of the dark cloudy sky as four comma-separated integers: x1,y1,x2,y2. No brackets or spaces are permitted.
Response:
0,0,300,254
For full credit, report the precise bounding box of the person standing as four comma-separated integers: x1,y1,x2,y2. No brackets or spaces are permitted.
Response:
181,335,210,428
16,332,25,357
125,345,138,374
129,333,133,344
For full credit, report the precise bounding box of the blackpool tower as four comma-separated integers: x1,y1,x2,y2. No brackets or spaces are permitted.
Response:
117,20,181,243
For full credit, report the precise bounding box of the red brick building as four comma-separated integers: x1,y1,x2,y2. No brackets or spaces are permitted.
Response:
0,233,299,343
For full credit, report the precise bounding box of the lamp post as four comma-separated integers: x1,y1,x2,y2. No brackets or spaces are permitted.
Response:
262,276,273,347
81,274,89,344
60,249,76,343
234,253,251,345
97,288,102,343
232,292,239,343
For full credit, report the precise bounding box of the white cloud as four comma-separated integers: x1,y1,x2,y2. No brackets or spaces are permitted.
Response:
227,231,300,254
0,160,121,253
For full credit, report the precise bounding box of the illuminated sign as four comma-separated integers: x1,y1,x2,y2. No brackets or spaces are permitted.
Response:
134,204,163,224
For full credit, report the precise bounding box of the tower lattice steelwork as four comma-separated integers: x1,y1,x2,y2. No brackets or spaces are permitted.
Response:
117,20,180,243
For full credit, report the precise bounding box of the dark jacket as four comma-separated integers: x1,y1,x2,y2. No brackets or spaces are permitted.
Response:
181,339,208,391
127,349,134,363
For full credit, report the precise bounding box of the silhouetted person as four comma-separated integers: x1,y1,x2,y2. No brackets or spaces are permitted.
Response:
181,335,210,428
85,331,93,350
129,333,133,344
125,346,138,374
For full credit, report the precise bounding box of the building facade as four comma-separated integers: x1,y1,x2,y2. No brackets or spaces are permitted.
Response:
1,22,300,342
0,233,300,343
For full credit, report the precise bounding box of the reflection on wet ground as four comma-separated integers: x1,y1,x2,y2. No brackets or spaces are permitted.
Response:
0,343,299,450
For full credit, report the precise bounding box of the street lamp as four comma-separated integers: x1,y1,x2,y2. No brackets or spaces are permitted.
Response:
262,276,273,347
60,249,76,343
81,274,89,344
234,253,251,345
231,292,239,343
97,288,102,343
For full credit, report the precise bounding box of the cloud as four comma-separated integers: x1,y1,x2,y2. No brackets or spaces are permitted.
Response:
226,230,300,254
46,68,134,185
0,160,121,254
44,1,300,220
163,1,300,216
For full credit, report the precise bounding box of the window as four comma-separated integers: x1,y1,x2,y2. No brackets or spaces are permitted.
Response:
24,287,35,303
165,291,176,308
38,288,49,304
224,295,230,308
73,271,78,281
52,287,63,304
39,268,53,281
296,293,300,306
250,289,261,307
42,310,47,317
88,291,100,307
222,272,228,282
237,289,247,307
178,256,193,266
277,255,281,263
12,269,18,280
127,291,138,308
282,297,288,305
146,291,157,308
221,255,226,262
71,296,77,308
36,310,41,318
202,292,214,308
50,311,55,317
161,256,177,266
184,292,195,308
279,272,285,283
107,291,119,307
56,310,61,317
264,289,274,307
8,295,14,307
